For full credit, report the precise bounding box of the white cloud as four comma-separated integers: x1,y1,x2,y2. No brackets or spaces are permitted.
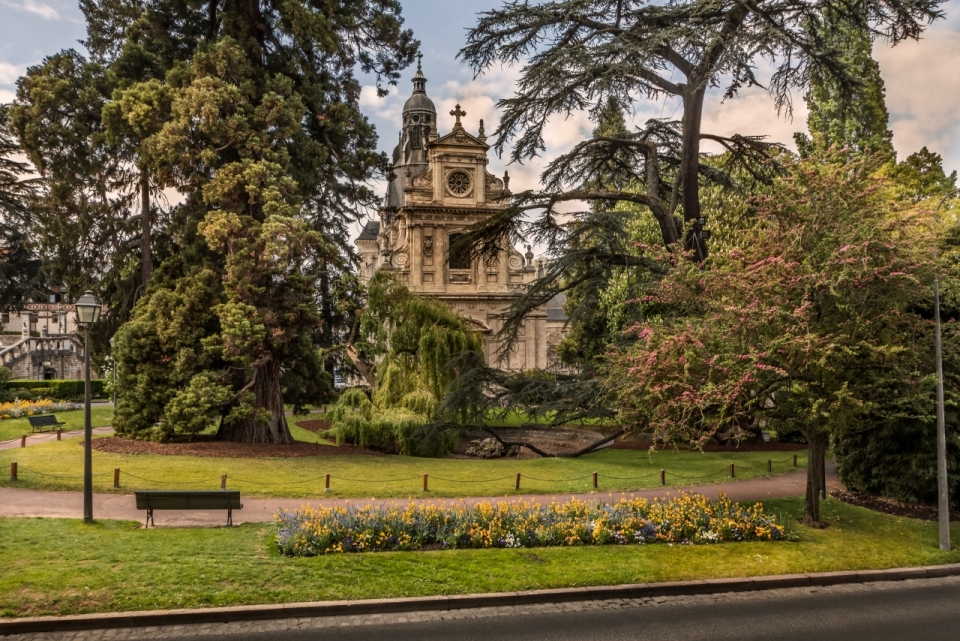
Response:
0,61,25,86
875,28,960,174
1,0,59,20
0,89,14,103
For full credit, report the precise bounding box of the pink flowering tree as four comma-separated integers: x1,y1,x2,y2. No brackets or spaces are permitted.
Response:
613,156,946,526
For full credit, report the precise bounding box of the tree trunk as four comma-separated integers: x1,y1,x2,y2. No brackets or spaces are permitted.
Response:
679,83,707,260
215,359,294,444
802,431,828,527
139,170,152,289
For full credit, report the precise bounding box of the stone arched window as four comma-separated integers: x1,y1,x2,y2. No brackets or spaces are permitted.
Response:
448,233,471,270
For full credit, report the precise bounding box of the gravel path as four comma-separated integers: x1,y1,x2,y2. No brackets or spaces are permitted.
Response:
0,462,837,527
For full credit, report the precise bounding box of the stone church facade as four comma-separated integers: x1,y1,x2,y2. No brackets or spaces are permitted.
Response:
356,65,567,372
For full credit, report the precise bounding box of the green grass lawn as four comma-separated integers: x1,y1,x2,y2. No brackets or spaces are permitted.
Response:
0,407,115,442
0,438,809,498
1,497,958,618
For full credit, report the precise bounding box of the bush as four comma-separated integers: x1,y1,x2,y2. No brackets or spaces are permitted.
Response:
8,379,106,401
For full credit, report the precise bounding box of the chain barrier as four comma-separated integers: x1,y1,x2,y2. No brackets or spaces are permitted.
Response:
597,471,662,481
119,471,223,486
17,465,112,480
429,475,518,484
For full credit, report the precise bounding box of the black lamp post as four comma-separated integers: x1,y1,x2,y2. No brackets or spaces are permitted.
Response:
75,291,102,524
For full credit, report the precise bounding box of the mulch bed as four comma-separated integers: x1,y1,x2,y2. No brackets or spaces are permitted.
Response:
295,419,331,433
89,435,383,459
830,488,960,522
611,439,807,453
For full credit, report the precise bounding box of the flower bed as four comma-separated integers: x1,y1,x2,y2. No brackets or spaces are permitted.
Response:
0,399,79,420
274,493,785,555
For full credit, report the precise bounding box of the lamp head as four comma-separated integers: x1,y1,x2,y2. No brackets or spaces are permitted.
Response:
75,291,102,326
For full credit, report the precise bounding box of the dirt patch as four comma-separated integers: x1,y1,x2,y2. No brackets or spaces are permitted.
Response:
295,419,331,433
830,488,960,522
89,435,383,458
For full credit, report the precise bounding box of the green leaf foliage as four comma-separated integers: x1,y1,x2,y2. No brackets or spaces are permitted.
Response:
328,273,484,456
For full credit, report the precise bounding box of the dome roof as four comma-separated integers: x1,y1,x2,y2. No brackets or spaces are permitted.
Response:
403,68,435,113
403,92,436,113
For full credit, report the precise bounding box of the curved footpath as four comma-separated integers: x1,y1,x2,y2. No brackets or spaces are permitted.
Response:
0,463,838,526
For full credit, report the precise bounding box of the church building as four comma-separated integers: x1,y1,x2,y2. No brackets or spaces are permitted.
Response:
356,64,567,372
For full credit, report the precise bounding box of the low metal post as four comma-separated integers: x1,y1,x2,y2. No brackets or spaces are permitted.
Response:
515,473,521,490
423,474,428,492
221,474,227,490
324,473,330,493
767,459,772,473
10,462,16,481
20,435,26,448
660,469,666,486
114,468,120,488
793,454,797,467
592,472,598,489
729,463,735,478
56,429,61,441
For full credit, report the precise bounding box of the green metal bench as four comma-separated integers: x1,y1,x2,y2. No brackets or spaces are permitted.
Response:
26,414,66,433
134,490,242,528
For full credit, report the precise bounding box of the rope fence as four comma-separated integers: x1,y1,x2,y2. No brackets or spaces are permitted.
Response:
6,455,812,492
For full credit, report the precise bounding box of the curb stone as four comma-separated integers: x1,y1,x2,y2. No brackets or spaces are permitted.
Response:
2,563,960,636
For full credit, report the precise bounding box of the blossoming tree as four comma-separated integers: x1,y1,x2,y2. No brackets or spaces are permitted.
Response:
613,156,954,526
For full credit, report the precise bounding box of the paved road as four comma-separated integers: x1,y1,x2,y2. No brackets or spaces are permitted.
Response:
8,576,960,640
0,462,839,526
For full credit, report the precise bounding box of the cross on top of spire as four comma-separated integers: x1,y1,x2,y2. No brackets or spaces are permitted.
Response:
450,104,466,128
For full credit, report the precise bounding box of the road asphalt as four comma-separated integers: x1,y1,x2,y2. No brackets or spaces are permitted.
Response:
7,575,959,640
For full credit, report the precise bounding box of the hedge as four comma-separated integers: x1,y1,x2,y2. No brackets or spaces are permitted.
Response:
7,379,106,400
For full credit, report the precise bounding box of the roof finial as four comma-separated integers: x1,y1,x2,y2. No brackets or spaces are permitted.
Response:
451,104,466,129
416,51,423,71
478,119,486,140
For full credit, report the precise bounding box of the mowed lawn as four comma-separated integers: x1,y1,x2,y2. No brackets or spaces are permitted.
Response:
0,437,808,499
0,406,115,442
1,497,958,618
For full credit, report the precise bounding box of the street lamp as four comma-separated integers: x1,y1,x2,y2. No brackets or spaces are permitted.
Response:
934,189,958,551
75,291,102,525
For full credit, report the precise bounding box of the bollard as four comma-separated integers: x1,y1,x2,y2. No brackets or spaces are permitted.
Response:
221,474,227,490
729,463,735,478
324,473,330,493
515,472,521,490
660,469,666,486
767,459,772,473
57,430,61,441
592,472,598,489
423,473,429,492
10,462,16,481
20,435,26,448
793,454,798,467
114,468,120,488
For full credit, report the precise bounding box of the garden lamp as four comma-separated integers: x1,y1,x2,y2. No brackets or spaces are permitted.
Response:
75,290,101,524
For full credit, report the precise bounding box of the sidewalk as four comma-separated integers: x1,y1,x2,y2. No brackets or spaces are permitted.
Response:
0,463,838,526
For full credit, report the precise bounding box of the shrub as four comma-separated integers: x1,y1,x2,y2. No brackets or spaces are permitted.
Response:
8,379,106,401
274,493,786,555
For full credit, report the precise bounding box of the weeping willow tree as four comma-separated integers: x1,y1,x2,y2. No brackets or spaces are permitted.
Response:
328,271,484,456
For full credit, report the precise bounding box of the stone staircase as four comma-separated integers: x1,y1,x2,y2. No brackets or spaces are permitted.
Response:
0,334,86,380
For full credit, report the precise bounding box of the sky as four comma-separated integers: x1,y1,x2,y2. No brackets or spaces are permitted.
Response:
2,0,959,198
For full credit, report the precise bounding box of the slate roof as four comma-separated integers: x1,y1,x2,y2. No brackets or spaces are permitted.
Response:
357,221,380,241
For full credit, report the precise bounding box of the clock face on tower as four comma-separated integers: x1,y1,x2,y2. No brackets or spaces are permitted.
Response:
447,170,471,196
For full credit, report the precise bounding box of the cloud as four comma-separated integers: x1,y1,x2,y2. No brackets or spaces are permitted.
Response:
699,87,808,154
874,28,960,173
1,0,59,20
0,61,25,87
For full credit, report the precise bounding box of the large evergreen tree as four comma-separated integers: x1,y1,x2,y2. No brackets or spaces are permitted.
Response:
795,6,895,156
107,0,415,443
0,104,42,308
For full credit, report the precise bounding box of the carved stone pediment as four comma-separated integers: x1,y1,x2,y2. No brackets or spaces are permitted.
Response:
485,172,504,191
412,169,433,189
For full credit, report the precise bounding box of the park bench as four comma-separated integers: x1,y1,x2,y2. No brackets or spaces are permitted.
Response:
134,490,242,528
26,414,66,433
